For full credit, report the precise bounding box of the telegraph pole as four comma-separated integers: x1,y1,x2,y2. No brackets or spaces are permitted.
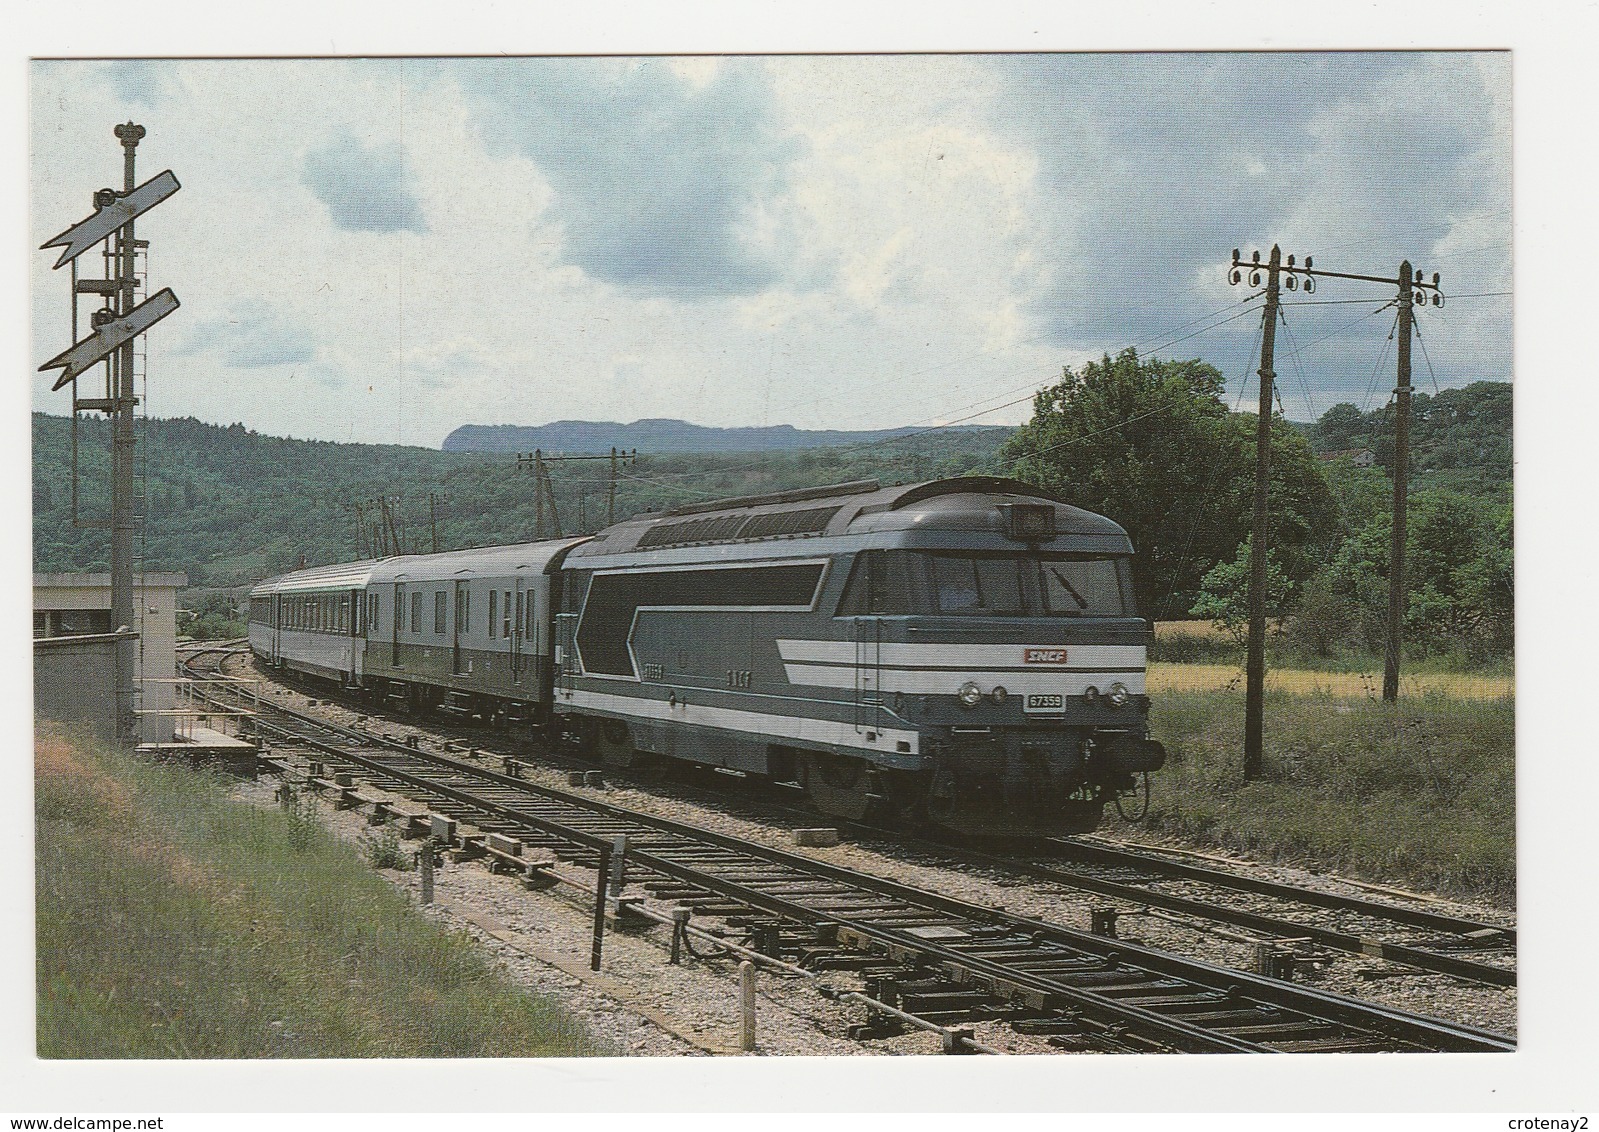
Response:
1230,246,1300,781
1384,264,1419,702
518,448,636,536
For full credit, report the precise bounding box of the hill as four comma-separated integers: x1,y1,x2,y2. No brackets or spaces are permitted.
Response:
441,418,1011,454
32,413,1008,589
1300,381,1512,498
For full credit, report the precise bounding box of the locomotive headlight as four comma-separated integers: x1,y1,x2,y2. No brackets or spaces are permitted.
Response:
990,685,1008,704
1106,681,1130,708
957,681,983,708
1084,686,1100,704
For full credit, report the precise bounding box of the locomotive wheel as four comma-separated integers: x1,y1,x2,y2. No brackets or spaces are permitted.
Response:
800,752,875,822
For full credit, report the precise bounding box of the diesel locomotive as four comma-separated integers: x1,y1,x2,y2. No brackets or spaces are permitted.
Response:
248,476,1165,836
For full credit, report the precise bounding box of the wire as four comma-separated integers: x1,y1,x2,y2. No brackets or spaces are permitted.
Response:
1360,312,1401,413
1413,319,1442,396
1275,307,1319,422
1156,312,1265,620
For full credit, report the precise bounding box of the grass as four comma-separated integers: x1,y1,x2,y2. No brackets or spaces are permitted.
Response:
35,722,615,1058
1151,621,1514,676
1147,663,1514,700
1140,689,1515,906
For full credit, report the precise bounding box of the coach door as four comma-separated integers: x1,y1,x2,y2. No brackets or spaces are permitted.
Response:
391,583,403,667
511,576,527,686
452,580,468,676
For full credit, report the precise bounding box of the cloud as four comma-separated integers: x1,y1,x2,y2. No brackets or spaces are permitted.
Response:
301,130,427,233
984,53,1511,410
102,60,176,108
178,307,316,369
446,58,801,298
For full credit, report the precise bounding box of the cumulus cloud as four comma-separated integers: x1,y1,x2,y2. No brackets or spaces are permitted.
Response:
446,58,801,298
177,307,316,369
985,52,1511,411
301,130,427,233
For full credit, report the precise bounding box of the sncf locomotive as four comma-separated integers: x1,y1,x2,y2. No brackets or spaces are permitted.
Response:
248,476,1165,836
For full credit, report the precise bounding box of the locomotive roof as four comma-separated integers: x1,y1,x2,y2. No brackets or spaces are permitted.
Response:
568,476,1129,559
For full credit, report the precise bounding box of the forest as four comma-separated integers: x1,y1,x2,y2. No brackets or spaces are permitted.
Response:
32,365,1511,661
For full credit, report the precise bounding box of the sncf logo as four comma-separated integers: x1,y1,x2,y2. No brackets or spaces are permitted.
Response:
1024,647,1068,664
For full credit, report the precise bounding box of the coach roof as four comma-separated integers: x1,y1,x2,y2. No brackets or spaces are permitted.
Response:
364,536,591,586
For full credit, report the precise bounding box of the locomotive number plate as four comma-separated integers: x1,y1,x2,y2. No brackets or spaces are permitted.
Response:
1025,693,1065,712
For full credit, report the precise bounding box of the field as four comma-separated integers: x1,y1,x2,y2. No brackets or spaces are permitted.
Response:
35,722,613,1058
1139,685,1515,905
1148,663,1513,700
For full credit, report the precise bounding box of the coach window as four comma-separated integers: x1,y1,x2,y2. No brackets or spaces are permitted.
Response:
488,591,497,638
455,587,469,634
369,593,380,635
503,590,512,639
515,591,525,636
411,591,422,634
435,591,447,635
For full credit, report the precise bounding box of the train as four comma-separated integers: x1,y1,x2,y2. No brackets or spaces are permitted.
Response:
248,476,1165,836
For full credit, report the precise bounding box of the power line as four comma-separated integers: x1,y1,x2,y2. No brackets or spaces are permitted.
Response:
1360,312,1401,413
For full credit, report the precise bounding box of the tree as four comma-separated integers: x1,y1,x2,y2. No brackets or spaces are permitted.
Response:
1001,348,1339,617
1310,402,1368,453
1296,490,1513,659
1189,538,1291,643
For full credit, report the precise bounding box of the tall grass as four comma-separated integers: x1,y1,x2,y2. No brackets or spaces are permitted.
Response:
36,723,614,1058
1139,690,1514,905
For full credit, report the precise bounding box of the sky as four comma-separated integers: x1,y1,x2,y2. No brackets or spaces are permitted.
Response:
28,53,1511,450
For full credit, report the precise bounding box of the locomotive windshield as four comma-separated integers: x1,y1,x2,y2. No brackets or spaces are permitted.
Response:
838,550,1133,617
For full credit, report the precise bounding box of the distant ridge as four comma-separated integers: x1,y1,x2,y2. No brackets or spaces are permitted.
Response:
440,418,1011,454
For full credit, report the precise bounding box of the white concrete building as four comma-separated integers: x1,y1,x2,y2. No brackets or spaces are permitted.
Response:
34,572,187,744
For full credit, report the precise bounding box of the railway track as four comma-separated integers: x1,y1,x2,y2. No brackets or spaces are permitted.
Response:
1018,838,1515,987
179,649,1513,1055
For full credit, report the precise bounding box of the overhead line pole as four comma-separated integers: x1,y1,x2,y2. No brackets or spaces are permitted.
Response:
1267,258,1441,702
1385,265,1417,702
518,448,637,536
1228,248,1442,772
1230,246,1296,782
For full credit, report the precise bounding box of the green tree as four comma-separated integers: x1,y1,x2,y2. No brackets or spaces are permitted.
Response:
1001,348,1339,617
1189,537,1291,643
1300,490,1513,660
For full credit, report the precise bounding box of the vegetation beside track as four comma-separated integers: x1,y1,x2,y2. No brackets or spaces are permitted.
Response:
1140,690,1515,906
35,722,613,1058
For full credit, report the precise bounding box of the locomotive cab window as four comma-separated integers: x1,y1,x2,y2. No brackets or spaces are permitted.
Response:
836,551,913,616
916,552,1132,617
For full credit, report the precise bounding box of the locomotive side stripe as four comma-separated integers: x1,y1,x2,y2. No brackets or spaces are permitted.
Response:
781,664,1147,696
560,688,920,756
777,640,1146,669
